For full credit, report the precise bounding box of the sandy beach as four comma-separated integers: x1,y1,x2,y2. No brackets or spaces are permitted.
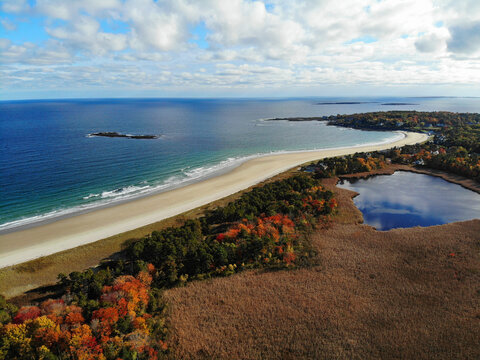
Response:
0,131,428,268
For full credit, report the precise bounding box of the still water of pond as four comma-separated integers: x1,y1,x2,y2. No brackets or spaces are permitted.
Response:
337,171,480,231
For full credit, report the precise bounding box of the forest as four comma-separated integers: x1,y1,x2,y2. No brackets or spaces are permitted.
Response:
2,111,478,359
308,111,480,181
0,175,337,360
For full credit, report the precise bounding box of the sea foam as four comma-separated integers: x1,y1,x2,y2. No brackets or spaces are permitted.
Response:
0,131,407,233
0,155,254,232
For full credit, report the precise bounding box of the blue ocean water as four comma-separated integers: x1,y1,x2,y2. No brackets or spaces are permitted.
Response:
1,97,479,231
337,172,480,230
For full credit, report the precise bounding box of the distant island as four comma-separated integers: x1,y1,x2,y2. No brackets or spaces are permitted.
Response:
381,102,418,105
316,101,376,105
88,132,160,139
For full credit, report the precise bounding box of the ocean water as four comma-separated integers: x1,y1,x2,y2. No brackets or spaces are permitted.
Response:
1,97,479,232
337,172,480,230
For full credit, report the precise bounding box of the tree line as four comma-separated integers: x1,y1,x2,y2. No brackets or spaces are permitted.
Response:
311,111,480,181
0,174,337,359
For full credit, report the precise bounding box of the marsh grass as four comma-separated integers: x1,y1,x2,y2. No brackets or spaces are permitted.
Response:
164,178,480,359
2,165,479,358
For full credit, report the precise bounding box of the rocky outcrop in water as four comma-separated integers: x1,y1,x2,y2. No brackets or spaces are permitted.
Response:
88,132,160,139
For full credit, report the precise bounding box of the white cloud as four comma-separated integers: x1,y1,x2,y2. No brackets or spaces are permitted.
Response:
0,39,72,65
46,16,128,55
202,0,306,54
1,18,17,31
359,0,435,39
1,0,30,13
35,0,122,20
1,0,480,96
123,0,194,51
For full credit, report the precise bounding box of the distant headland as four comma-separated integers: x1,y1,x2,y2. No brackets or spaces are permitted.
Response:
315,101,418,106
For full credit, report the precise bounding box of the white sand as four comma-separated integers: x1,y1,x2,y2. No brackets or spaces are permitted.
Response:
0,131,428,268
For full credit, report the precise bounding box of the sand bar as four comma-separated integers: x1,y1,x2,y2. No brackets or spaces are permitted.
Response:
0,131,428,268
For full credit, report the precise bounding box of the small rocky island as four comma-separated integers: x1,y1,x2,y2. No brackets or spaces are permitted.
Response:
88,132,160,139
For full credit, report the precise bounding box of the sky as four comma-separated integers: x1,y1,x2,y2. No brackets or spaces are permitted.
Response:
1,0,480,100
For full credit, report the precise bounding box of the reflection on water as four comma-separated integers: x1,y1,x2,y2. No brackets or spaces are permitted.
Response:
337,171,480,231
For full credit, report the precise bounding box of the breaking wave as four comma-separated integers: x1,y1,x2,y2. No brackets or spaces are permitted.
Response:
0,131,405,232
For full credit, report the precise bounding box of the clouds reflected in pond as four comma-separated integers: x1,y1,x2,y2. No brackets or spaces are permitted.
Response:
337,171,480,231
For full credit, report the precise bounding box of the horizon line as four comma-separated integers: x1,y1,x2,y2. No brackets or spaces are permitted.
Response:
2,95,479,103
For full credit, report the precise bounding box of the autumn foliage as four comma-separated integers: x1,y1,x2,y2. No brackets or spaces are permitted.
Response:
125,175,336,286
216,214,297,266
325,111,480,181
1,174,338,359
0,270,166,360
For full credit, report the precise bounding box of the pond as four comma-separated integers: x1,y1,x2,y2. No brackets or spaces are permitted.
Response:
336,171,480,231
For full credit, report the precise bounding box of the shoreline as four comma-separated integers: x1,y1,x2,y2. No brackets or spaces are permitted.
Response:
0,131,428,269
0,130,405,234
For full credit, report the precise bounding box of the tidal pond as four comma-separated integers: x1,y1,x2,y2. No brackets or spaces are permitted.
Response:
337,171,480,231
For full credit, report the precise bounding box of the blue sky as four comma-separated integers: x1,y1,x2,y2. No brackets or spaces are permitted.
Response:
1,0,480,100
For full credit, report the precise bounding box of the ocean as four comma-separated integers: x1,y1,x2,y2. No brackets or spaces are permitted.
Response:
1,97,479,232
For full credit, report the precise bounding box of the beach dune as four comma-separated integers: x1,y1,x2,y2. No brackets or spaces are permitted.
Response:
0,131,428,268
